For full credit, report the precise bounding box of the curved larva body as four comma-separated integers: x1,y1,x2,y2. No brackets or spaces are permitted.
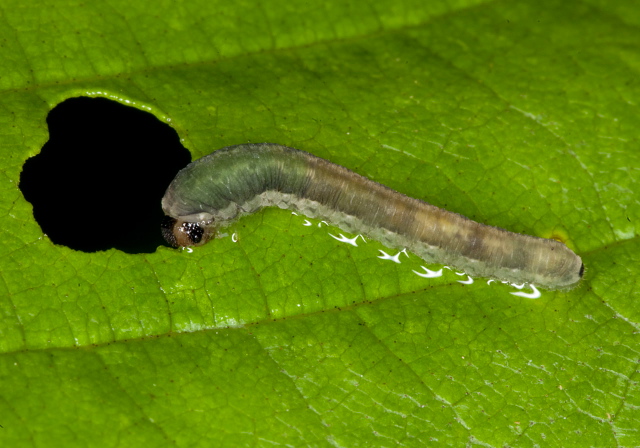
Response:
161,143,583,290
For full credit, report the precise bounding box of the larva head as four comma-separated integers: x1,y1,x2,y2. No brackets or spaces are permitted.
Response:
161,216,215,247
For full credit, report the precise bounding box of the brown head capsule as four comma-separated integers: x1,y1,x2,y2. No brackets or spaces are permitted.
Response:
161,216,215,248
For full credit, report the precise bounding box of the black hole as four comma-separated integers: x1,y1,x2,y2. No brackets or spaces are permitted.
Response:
19,97,191,253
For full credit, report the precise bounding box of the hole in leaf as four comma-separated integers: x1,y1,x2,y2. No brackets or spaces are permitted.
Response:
20,97,191,253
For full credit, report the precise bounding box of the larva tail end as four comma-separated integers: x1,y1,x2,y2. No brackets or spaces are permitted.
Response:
161,216,214,247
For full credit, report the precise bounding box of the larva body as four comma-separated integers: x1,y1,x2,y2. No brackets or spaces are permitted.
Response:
161,143,583,290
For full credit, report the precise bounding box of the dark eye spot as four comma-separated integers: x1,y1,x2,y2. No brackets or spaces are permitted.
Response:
579,263,585,278
181,222,204,244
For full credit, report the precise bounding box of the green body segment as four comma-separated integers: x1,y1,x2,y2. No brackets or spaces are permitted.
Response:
162,144,311,220
162,143,583,290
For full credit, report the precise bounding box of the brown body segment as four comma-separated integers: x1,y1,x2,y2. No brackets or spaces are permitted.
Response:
162,143,583,290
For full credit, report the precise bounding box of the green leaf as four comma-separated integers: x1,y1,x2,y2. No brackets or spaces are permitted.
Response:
2,0,639,446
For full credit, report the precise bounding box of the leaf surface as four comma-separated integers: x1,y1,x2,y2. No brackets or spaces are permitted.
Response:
1,0,639,446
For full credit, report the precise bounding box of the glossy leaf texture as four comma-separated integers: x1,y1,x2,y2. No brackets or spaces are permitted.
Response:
1,0,639,446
